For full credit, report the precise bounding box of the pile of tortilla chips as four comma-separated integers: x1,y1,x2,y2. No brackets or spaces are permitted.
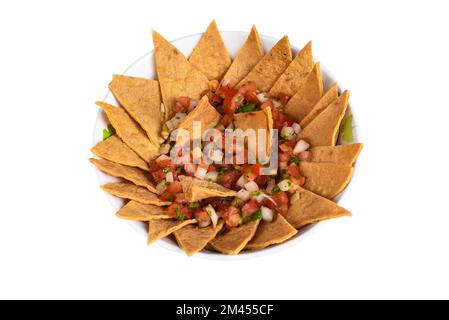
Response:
90,21,362,256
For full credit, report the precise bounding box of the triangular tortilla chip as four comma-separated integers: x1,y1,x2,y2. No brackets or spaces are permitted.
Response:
246,215,297,250
237,36,292,92
179,176,236,202
91,135,149,171
174,220,225,256
152,30,209,119
96,101,158,162
188,21,232,81
148,219,196,245
300,83,338,128
209,220,260,254
299,162,354,199
220,26,264,88
297,90,349,146
109,75,163,148
284,63,323,122
116,200,170,221
178,95,221,139
90,158,157,193
305,144,363,166
233,108,273,155
269,41,313,98
286,187,351,229
101,182,171,206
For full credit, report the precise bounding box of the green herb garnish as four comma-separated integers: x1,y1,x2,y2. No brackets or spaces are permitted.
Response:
176,166,183,173
236,103,257,113
341,114,355,143
162,166,171,173
175,207,184,221
188,202,200,208
290,156,300,165
217,167,228,175
272,186,281,193
248,210,263,221
102,124,116,140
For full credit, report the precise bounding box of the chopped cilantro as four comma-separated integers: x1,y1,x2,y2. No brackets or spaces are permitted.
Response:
164,180,170,186
175,207,184,221
248,210,263,221
217,167,228,175
102,124,116,140
236,103,257,113
162,166,171,173
188,202,200,208
290,156,300,165
176,166,183,173
234,198,242,209
272,186,281,193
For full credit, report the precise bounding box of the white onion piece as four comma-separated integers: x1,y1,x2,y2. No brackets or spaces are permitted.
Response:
281,126,295,139
293,140,310,154
278,179,292,192
253,191,266,203
236,174,247,188
273,99,282,108
205,204,219,228
244,180,259,192
236,189,251,201
292,123,302,134
257,93,268,103
205,171,218,182
156,180,167,194
194,167,207,180
261,206,274,222
184,163,197,175
165,172,174,183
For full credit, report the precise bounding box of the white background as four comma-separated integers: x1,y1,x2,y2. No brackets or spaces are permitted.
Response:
0,0,448,300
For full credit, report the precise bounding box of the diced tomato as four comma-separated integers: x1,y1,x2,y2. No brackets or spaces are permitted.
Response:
287,163,304,185
279,152,291,162
149,160,160,172
175,96,190,112
151,170,166,183
278,93,289,106
252,163,261,175
208,198,230,214
180,206,194,219
195,210,211,225
175,193,187,204
272,192,289,216
254,174,268,187
260,100,274,110
207,90,222,107
224,92,244,116
271,106,296,130
242,199,260,218
218,170,241,189
279,142,293,154
166,181,183,195
156,157,172,169
166,203,180,218
208,164,217,172
160,192,175,203
238,81,258,104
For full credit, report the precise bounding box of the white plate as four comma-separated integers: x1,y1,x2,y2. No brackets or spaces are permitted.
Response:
92,31,359,260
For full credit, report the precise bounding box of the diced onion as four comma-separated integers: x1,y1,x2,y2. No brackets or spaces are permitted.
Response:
160,103,166,113
156,180,167,194
290,191,300,204
261,206,274,222
165,172,174,183
253,191,266,203
292,123,302,134
237,189,251,201
159,143,170,155
236,174,247,188
293,140,310,154
205,204,219,228
244,180,259,192
266,179,276,194
184,163,197,175
278,179,291,192
194,167,207,180
205,171,218,182
281,126,295,139
221,79,230,87
257,93,268,103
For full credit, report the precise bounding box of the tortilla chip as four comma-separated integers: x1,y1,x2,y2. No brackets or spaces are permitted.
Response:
91,135,149,171
174,220,225,256
284,63,323,122
152,30,209,119
116,200,170,221
269,41,313,98
286,187,351,229
299,162,354,199
305,144,363,166
89,158,157,193
297,90,349,146
109,75,163,148
220,26,264,88
148,219,196,245
246,215,297,250
178,95,221,139
209,220,260,255
96,101,158,162
101,182,171,206
233,108,273,155
300,83,338,128
179,176,236,202
188,21,232,81
238,36,292,92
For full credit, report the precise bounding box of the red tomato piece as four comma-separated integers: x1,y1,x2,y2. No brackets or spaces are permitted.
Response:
151,170,166,183
218,170,241,189
242,199,260,217
166,181,183,195
272,192,289,216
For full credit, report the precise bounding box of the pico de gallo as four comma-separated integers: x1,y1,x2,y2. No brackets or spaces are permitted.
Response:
150,80,313,229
